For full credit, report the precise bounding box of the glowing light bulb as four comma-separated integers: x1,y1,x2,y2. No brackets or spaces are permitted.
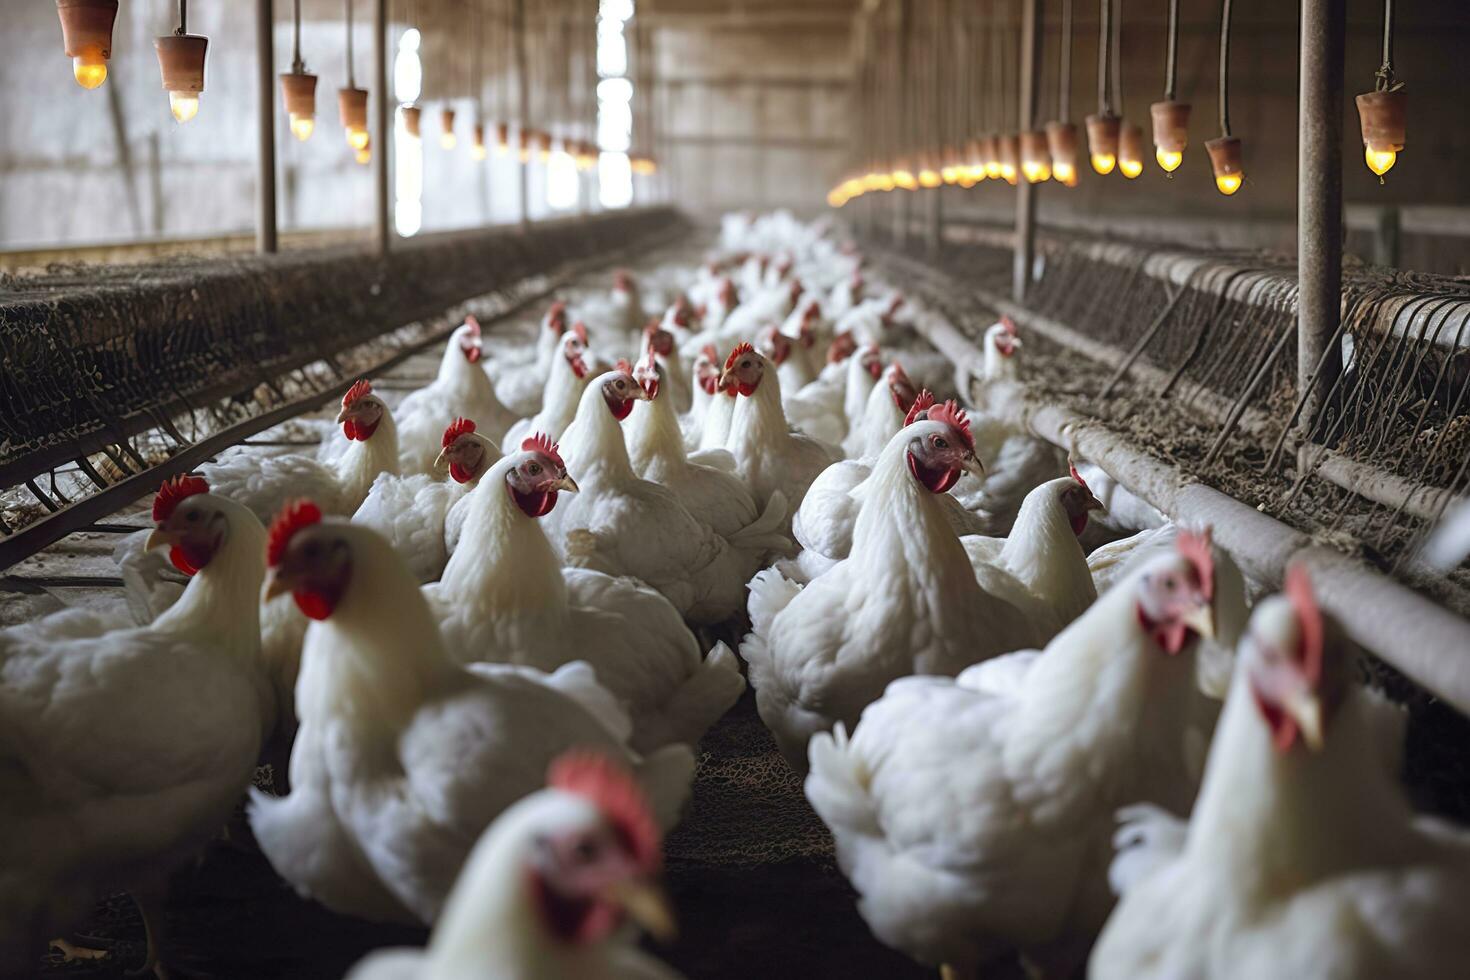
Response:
984,160,1002,180
1156,147,1183,172
73,53,108,90
356,146,371,165
877,173,896,192
168,91,200,123
289,113,315,141
918,168,942,188
1365,146,1397,176
346,126,370,151
1053,161,1077,186
999,163,1017,185
471,142,487,161
1090,153,1116,175
1021,161,1051,183
1215,172,1243,195
1119,157,1143,179
441,132,457,150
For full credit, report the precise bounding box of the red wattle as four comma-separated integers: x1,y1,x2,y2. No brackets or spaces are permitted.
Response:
169,546,201,576
906,451,960,494
461,344,483,363
342,418,380,441
293,589,336,621
1070,512,1089,536
449,462,476,484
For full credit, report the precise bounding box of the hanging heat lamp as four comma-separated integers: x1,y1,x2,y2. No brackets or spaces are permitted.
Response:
1045,0,1079,186
1086,0,1120,174
1118,123,1145,178
155,1,208,124
440,107,458,150
1206,0,1243,194
355,133,372,165
471,123,488,160
401,104,422,139
1356,0,1404,180
998,134,1020,186
280,0,317,141
1020,131,1052,184
495,122,511,156
1150,0,1190,174
339,0,369,151
535,129,552,164
918,148,943,189
959,139,983,187
56,0,118,90
517,127,531,163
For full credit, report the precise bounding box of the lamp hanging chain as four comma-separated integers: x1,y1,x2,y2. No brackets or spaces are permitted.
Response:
292,0,304,73
345,0,355,90
176,0,188,36
1376,0,1396,90
1111,0,1123,117
1163,0,1179,101
1059,0,1072,120
1218,0,1232,136
1097,0,1111,115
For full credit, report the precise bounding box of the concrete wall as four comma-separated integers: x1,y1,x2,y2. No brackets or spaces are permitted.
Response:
649,21,852,216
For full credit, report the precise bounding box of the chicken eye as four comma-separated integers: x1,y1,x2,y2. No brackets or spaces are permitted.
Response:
304,541,321,559
615,380,626,390
571,838,600,864
528,462,541,475
933,436,949,449
186,509,201,522
1163,576,1177,591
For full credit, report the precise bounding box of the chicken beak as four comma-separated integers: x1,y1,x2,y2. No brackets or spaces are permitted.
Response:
334,406,353,424
1181,602,1216,641
1285,691,1326,752
1088,494,1108,514
145,527,176,552
433,447,450,471
632,383,653,401
263,569,293,602
961,453,986,479
554,474,580,493
607,879,676,942
717,368,734,389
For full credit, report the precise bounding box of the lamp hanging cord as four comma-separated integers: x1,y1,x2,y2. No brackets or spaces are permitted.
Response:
1163,0,1179,101
1059,0,1072,120
345,0,355,89
1218,0,1232,136
1376,0,1396,90
292,0,304,74
1097,0,1112,115
176,0,188,36
1111,0,1123,115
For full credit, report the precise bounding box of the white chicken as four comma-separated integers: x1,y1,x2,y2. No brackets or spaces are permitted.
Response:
247,504,694,925
504,323,594,448
803,532,1227,978
352,417,502,583
842,360,918,460
1092,565,1470,980
640,320,692,414
579,269,645,350
426,435,745,752
392,316,516,475
721,343,842,527
782,337,882,447
490,300,571,416
741,403,1043,771
347,751,685,980
0,476,272,977
202,379,400,522
680,343,722,451
625,350,777,540
544,368,788,625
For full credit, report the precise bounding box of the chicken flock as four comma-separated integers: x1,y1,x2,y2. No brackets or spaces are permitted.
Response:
3,211,1467,980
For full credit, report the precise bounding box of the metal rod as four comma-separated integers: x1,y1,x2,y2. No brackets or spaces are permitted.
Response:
1015,0,1042,300
1097,0,1110,114
1298,0,1346,440
1164,0,1179,101
894,0,911,245
1377,0,1396,88
292,0,303,71
345,0,356,89
1058,0,1072,119
926,0,944,256
1218,0,1232,135
373,0,389,254
257,0,279,255
178,0,188,35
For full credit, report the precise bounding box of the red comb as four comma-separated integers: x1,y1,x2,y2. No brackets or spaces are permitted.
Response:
1068,458,1089,493
904,389,936,427
442,417,476,448
342,379,372,408
1284,563,1324,686
615,358,634,375
153,474,209,522
888,361,911,386
266,499,323,568
724,342,756,372
701,344,719,364
643,319,660,335
463,315,481,338
1000,315,1017,336
548,750,660,873
522,433,565,472
928,400,974,453
571,320,588,344
1176,527,1216,602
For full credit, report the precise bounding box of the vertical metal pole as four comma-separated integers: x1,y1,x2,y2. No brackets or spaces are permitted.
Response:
893,0,911,247
925,0,943,257
1013,0,1042,300
373,0,390,254
1297,0,1345,437
515,0,530,229
256,0,279,254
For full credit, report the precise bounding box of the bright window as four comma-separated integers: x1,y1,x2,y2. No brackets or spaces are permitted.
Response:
597,1,634,208
394,29,424,237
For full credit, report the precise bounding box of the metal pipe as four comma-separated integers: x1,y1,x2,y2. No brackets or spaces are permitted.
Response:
926,0,945,256
1014,0,1042,300
1297,0,1345,437
256,0,279,255
373,0,389,254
